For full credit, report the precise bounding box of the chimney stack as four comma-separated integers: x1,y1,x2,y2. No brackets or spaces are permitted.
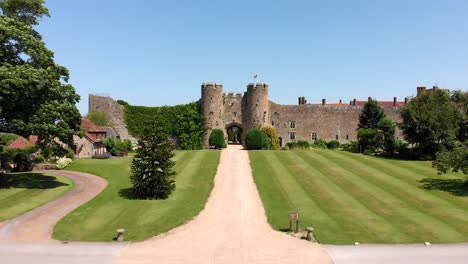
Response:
393,97,397,106
322,99,326,105
368,97,372,102
353,99,356,106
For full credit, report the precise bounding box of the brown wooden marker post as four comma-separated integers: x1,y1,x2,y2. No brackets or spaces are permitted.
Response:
289,211,300,233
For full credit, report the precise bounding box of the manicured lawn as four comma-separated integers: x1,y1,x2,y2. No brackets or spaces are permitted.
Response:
54,150,220,241
250,149,468,244
0,173,73,222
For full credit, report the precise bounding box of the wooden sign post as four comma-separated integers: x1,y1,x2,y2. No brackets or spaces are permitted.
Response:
289,211,300,233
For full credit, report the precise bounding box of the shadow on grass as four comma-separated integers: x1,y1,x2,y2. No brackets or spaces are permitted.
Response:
419,178,468,197
118,187,140,200
0,173,69,189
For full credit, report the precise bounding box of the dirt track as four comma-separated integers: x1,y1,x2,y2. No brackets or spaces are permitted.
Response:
0,170,107,243
118,145,332,264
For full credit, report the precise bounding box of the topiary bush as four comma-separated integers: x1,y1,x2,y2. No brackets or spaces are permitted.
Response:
261,126,280,150
245,129,269,150
286,140,310,149
312,139,328,149
327,140,340,149
208,129,226,149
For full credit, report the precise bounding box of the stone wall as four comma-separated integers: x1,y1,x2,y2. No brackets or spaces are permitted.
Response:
88,95,137,144
269,102,402,146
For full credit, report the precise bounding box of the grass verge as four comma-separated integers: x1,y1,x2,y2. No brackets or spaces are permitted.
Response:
0,173,73,222
249,149,468,244
54,150,220,241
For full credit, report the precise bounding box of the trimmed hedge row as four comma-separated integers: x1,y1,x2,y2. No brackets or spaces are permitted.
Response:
124,102,205,150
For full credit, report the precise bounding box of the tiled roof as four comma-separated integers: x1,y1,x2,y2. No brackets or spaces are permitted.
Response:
8,136,34,149
81,119,107,133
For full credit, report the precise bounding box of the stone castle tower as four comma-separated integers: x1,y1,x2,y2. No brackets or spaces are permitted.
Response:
201,82,270,146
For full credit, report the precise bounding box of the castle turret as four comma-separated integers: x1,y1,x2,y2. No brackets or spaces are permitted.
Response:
201,82,224,146
243,83,270,134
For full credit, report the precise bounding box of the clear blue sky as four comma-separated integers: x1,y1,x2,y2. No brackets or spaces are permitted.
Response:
37,0,468,114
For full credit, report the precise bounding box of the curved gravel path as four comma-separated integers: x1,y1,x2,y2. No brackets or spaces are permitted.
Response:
118,145,332,264
0,170,108,243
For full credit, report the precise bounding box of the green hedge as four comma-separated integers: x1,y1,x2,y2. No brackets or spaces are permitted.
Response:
209,129,226,149
245,129,269,150
124,102,205,150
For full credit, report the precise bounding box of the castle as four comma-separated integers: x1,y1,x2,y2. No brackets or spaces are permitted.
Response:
89,83,438,147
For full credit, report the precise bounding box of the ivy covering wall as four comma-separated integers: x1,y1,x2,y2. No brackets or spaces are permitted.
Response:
124,102,205,150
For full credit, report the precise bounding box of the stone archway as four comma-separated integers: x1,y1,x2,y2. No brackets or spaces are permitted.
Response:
226,123,243,145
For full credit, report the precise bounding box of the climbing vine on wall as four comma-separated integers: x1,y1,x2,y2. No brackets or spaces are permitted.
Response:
124,102,205,150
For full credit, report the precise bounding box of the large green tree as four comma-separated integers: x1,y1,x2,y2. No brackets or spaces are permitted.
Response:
0,0,81,146
400,90,462,157
357,99,396,153
433,142,468,183
130,124,176,199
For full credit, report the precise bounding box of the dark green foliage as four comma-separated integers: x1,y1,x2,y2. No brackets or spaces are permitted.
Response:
104,137,132,156
245,129,269,150
208,129,225,149
33,153,44,163
116,100,129,106
327,140,340,149
86,111,112,127
0,146,35,171
358,99,385,129
0,1,82,145
286,140,311,149
400,90,462,158
433,142,468,178
0,0,49,25
342,141,359,153
124,102,205,150
357,100,396,154
40,141,70,159
0,133,19,146
357,128,382,154
130,124,175,199
312,139,327,149
92,153,112,159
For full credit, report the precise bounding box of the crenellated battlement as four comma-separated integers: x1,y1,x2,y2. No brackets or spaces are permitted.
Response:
246,83,269,91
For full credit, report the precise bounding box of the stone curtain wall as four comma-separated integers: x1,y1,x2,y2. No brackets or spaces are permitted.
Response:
88,95,137,144
269,102,402,145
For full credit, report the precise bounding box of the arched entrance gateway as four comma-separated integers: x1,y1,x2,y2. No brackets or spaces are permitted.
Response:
226,123,243,145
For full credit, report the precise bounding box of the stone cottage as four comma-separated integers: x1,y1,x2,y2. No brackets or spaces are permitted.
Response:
71,119,108,158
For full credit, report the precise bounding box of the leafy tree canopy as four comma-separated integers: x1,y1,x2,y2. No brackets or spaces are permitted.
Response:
358,99,385,129
0,0,82,146
86,110,112,127
433,142,467,179
400,90,462,157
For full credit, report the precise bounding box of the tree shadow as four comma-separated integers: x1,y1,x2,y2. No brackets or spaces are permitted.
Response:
0,173,69,189
118,187,139,200
419,178,468,197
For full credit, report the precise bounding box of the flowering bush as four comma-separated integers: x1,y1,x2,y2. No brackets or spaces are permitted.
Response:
56,157,72,169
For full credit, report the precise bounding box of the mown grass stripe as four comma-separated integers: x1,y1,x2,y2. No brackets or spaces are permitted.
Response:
311,150,464,242
323,150,468,237
289,151,407,243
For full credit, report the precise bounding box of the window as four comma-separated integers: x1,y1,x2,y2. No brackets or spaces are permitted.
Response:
336,135,339,140
311,132,317,141
233,112,237,117
346,135,349,140
289,132,296,140
271,121,275,126
289,121,296,129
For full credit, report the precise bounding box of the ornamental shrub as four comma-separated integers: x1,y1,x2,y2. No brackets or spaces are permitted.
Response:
104,137,133,156
312,139,327,149
56,157,72,169
261,126,280,150
130,124,176,199
286,140,310,149
208,129,226,149
327,140,340,149
245,129,269,150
